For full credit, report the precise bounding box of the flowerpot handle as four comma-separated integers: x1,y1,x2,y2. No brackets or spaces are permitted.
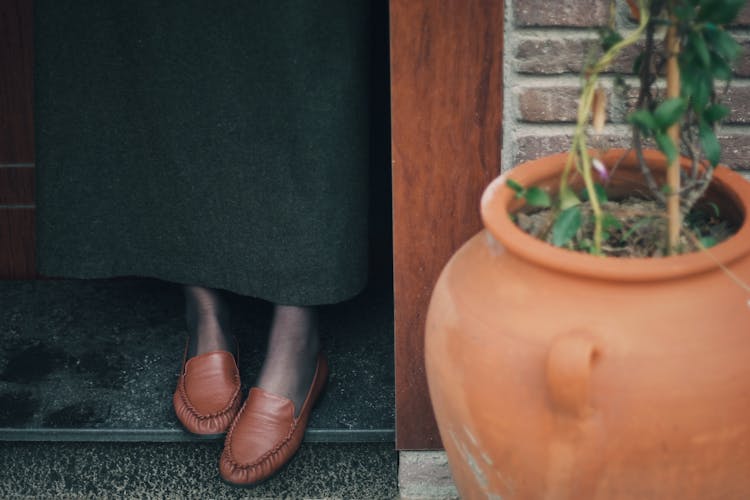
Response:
545,332,598,418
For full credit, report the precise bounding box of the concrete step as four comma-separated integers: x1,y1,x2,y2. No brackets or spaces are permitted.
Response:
0,441,398,498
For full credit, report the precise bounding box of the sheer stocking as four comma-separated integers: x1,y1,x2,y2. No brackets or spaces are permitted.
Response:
184,285,234,358
255,305,320,416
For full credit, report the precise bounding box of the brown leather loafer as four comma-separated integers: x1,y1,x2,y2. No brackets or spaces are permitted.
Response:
219,353,329,486
173,350,242,437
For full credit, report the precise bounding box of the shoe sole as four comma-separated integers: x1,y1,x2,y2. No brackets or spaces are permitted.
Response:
218,451,297,489
181,429,226,440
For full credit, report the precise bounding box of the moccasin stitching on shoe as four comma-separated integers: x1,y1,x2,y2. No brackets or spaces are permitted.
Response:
219,354,328,485
221,390,298,467
173,350,242,436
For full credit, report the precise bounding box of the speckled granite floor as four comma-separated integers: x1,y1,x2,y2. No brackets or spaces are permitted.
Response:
0,441,398,498
0,278,394,441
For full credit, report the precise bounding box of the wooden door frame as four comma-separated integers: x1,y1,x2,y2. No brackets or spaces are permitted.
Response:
390,0,504,449
0,0,35,279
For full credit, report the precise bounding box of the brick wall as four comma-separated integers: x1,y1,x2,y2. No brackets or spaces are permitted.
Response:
502,0,750,177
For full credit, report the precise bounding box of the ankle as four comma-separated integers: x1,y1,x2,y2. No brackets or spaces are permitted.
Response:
184,285,233,356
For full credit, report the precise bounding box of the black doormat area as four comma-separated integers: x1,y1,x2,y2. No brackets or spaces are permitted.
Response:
0,278,394,441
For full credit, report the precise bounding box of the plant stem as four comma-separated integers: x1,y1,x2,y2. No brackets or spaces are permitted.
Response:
559,1,649,254
665,15,681,254
580,149,603,252
633,6,667,205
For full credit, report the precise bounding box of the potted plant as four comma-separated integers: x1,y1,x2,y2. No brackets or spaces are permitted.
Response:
425,1,750,498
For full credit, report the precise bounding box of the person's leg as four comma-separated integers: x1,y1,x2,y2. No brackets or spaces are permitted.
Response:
184,285,234,357
255,305,320,415
219,303,328,486
173,285,242,436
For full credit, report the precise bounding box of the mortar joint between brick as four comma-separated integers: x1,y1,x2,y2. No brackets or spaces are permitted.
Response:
513,75,638,88
502,0,520,172
514,28,601,39
515,123,632,136
513,124,750,137
719,125,750,133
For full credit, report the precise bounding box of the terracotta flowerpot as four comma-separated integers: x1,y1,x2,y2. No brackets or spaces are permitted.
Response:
425,149,750,499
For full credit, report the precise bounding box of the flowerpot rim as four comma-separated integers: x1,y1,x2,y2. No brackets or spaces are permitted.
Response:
481,148,750,282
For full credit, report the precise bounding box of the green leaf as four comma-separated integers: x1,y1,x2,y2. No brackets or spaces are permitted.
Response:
703,103,730,123
707,202,721,217
699,122,721,166
552,206,582,247
593,183,608,203
711,53,733,80
579,183,608,203
698,0,746,24
698,0,717,17
703,21,719,34
655,131,678,164
712,29,743,62
692,75,711,113
675,4,697,21
689,31,711,67
700,236,718,248
506,179,524,197
719,0,747,24
681,65,699,99
653,98,687,129
628,109,658,135
559,186,581,210
525,187,551,207
599,28,624,52
602,213,623,231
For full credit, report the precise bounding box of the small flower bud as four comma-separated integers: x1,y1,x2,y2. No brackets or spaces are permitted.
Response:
592,158,609,182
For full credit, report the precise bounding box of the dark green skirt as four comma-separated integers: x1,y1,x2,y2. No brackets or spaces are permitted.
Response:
35,1,371,305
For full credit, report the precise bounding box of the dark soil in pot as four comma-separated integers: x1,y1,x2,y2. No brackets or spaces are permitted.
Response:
514,197,738,257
